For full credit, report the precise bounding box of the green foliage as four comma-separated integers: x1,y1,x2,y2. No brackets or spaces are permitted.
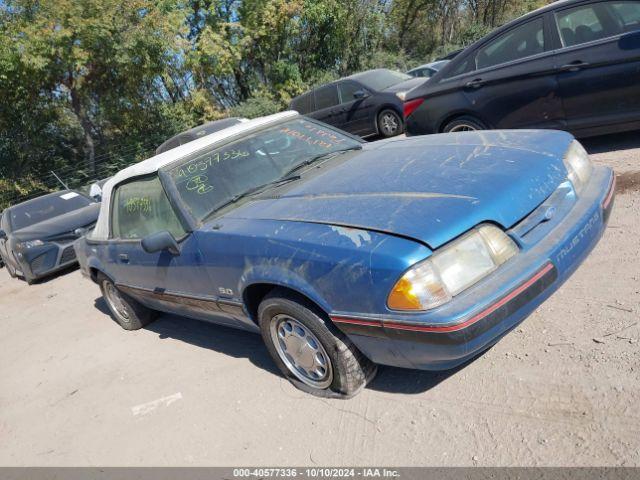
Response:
0,0,544,207
230,96,283,119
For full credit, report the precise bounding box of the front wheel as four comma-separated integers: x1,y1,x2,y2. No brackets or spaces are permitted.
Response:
259,289,377,398
98,274,157,330
377,109,404,138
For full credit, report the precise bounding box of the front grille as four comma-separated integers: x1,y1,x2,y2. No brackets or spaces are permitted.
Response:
509,181,575,247
60,245,77,264
30,253,48,274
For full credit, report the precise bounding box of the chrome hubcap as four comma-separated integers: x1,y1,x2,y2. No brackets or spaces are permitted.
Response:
449,123,478,132
270,314,333,389
381,113,399,134
104,282,130,322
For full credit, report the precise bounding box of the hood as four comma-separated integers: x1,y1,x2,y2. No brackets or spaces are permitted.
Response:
382,77,426,94
226,130,573,249
11,203,100,243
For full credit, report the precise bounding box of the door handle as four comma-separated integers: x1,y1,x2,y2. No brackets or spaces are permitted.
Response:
465,78,484,89
559,61,590,72
118,253,129,263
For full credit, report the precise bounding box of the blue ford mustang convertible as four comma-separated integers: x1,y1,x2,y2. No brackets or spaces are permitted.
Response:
76,111,615,397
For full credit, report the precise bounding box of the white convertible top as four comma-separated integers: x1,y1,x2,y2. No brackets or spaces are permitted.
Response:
91,111,299,240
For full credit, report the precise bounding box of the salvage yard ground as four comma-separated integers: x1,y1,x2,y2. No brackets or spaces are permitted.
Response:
1,132,639,466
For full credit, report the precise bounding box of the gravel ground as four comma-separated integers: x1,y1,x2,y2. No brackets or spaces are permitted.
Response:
0,132,638,466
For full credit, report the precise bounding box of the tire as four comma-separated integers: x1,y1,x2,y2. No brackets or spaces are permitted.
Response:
377,109,404,138
6,261,17,278
98,273,157,330
258,289,377,398
443,115,488,133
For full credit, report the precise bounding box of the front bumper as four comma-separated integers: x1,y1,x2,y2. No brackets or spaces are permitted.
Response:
13,240,78,281
332,166,615,370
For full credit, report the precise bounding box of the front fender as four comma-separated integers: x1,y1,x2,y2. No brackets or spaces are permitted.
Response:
203,219,431,316
240,265,333,314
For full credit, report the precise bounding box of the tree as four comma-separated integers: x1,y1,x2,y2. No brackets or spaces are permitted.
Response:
1,0,186,174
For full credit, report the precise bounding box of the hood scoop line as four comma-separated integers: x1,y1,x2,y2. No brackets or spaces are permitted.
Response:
277,192,477,201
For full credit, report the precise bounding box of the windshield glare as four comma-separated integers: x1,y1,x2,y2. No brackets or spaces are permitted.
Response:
166,118,362,222
9,192,92,231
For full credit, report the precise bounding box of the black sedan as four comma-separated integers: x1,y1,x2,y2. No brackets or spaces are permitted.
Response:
0,191,99,284
290,69,425,138
405,0,640,138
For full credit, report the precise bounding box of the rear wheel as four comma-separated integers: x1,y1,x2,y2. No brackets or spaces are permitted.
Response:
377,109,404,138
443,115,487,133
98,274,157,330
259,289,377,398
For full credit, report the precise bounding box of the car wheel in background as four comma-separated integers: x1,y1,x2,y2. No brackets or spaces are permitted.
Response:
378,109,404,138
98,273,157,330
443,115,487,133
258,289,377,398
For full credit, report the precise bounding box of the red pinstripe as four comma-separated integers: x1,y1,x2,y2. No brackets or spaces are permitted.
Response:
602,175,616,210
332,262,554,333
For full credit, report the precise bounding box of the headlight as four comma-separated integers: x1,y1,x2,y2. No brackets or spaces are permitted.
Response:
387,224,518,311
16,239,44,250
563,140,592,194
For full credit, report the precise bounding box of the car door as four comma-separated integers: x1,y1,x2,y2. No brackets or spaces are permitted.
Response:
458,15,565,130
306,84,341,128
552,0,640,134
107,175,238,326
337,80,376,136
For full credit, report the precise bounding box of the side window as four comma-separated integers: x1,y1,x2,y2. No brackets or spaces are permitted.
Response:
111,176,185,240
412,68,431,78
610,1,640,31
314,85,339,110
291,92,313,114
476,18,545,70
338,81,363,103
556,3,624,47
445,56,474,78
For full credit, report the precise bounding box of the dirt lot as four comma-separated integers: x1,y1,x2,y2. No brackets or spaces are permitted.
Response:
0,132,639,467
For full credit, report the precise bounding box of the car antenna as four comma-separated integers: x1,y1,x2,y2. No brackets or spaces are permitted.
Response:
50,170,70,190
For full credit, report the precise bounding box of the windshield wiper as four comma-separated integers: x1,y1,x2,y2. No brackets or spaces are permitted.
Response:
281,146,362,179
203,175,302,221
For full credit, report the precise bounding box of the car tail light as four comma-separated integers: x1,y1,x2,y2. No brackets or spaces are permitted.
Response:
403,98,424,119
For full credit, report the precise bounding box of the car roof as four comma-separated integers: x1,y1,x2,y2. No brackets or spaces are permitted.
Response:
155,117,247,155
494,0,579,30
346,68,398,82
91,111,299,240
409,60,449,72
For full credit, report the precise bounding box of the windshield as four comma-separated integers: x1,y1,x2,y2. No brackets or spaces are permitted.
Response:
165,118,362,222
357,70,412,91
9,192,93,231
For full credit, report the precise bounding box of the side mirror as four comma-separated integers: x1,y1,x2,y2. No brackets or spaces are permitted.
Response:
619,30,640,50
0,230,6,240
353,89,368,100
141,230,180,256
89,182,103,201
